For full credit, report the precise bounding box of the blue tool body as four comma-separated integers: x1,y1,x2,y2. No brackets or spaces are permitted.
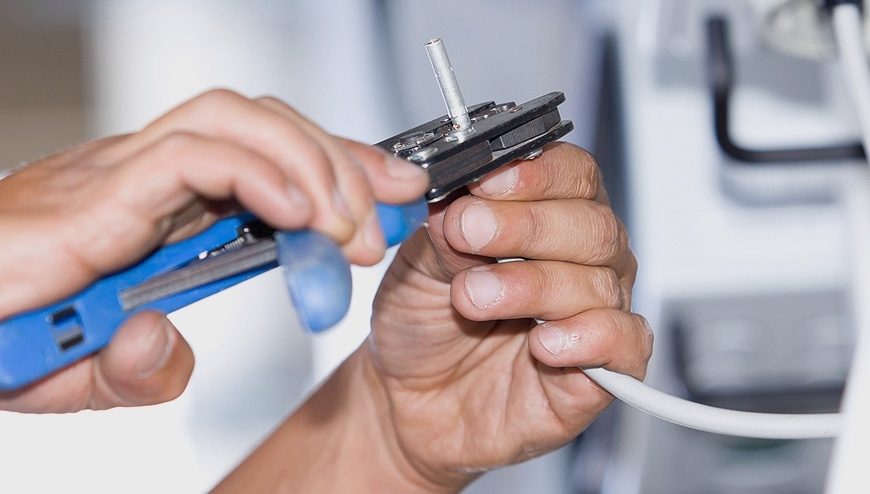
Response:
0,200,428,391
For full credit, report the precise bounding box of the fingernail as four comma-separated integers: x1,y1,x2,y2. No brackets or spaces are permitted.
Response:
538,325,566,356
136,321,175,378
386,156,427,180
362,209,385,253
465,269,503,309
460,202,497,251
332,189,354,221
287,184,312,212
479,166,518,196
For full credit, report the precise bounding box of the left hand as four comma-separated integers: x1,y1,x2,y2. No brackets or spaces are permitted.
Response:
0,90,428,413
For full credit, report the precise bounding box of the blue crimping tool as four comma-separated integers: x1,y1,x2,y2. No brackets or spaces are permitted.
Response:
0,39,572,390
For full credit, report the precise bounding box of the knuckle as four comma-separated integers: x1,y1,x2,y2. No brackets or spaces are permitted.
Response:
529,262,556,297
589,268,622,308
159,130,200,148
637,315,655,360
624,251,639,279
154,131,203,159
520,205,545,254
555,143,600,199
258,95,302,117
576,154,601,200
588,207,621,264
616,222,631,261
304,142,335,174
195,88,247,107
267,121,330,167
576,170,601,201
272,126,331,173
255,94,283,106
598,310,623,346
619,280,633,310
178,89,249,120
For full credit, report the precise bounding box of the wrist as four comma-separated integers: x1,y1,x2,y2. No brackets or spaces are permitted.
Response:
215,346,459,493
359,343,495,493
341,347,461,493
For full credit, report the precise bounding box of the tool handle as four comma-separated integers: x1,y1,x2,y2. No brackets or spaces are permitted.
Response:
0,199,428,390
278,200,429,333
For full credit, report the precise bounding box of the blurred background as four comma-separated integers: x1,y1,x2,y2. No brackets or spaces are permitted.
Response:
0,0,867,492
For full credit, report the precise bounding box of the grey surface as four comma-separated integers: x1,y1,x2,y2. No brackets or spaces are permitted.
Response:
671,290,852,401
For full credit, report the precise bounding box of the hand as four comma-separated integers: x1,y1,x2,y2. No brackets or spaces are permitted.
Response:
220,142,652,493
0,89,428,413
363,142,651,489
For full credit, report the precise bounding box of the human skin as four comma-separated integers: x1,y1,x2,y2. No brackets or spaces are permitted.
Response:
216,142,652,492
0,90,650,491
0,89,428,412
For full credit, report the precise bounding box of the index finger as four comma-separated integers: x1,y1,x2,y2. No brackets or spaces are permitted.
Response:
468,142,608,203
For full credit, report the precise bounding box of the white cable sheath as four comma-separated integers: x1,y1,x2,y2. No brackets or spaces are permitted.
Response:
583,368,840,439
577,1,870,440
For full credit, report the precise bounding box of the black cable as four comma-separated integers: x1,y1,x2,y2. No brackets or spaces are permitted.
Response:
706,16,866,164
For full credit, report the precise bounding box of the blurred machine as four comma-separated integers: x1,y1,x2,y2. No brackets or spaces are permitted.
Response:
594,1,868,493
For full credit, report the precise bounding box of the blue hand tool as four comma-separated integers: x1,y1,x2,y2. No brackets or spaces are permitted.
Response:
0,88,572,391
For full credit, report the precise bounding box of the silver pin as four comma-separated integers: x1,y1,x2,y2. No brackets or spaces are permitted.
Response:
425,38,473,136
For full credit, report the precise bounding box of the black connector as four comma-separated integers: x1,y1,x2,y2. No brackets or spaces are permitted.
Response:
706,16,866,164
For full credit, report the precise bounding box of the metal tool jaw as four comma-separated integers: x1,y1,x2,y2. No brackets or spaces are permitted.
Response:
379,91,573,202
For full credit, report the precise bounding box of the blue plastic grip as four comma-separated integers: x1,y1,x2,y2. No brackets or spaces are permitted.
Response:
376,199,429,247
276,231,351,333
279,197,428,332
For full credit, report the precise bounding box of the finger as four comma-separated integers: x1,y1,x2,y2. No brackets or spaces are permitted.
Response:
3,131,313,318
468,142,606,203
118,89,356,244
528,309,653,380
255,99,429,199
338,138,431,204
384,206,488,290
88,311,195,409
450,262,624,322
64,132,315,275
256,97,393,265
442,195,629,268
0,312,194,412
122,132,314,231
162,198,233,244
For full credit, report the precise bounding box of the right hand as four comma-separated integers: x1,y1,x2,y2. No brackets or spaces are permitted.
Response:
216,142,651,493
361,142,650,490
0,89,429,413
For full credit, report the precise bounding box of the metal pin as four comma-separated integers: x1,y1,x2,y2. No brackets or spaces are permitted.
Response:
425,38,473,134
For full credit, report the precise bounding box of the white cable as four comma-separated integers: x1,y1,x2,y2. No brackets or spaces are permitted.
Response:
583,368,839,439
578,1,870,440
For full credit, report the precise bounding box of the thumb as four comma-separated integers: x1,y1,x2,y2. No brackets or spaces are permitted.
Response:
89,311,195,409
